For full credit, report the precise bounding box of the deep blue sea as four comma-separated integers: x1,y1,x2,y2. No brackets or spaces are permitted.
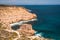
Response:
17,5,60,40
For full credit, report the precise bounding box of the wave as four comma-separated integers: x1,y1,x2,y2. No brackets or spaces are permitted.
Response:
34,31,43,37
10,18,37,26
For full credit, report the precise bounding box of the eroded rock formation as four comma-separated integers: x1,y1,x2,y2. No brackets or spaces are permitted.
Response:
17,24,35,36
0,6,36,24
0,5,53,40
0,23,20,40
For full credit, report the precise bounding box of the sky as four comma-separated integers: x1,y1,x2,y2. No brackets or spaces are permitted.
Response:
0,0,60,5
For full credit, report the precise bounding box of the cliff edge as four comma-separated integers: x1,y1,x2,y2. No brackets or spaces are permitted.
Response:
0,5,53,40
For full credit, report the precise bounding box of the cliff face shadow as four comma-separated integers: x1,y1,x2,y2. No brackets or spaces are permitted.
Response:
11,25,20,30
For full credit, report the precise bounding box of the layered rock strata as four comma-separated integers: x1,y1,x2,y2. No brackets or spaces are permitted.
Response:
0,6,53,40
0,6,36,26
0,23,20,40
17,24,35,36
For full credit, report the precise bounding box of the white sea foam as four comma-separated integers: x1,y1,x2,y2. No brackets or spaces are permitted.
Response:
35,33,43,37
34,31,43,37
27,9,32,12
10,18,37,26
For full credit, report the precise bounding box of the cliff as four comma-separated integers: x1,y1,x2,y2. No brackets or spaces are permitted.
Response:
0,6,53,40
0,6,36,24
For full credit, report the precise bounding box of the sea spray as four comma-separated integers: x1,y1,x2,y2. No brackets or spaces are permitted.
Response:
34,31,44,37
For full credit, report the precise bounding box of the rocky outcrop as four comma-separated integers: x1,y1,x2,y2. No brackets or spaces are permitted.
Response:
17,24,35,36
0,23,20,40
0,6,37,30
0,5,53,40
0,6,36,24
17,24,53,40
0,23,53,40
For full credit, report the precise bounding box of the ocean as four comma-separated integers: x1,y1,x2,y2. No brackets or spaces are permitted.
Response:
16,5,60,40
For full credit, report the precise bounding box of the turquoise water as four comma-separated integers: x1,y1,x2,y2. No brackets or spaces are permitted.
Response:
17,5,60,40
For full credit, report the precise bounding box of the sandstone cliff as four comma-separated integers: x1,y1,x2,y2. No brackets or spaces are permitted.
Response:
0,5,53,40
0,6,36,24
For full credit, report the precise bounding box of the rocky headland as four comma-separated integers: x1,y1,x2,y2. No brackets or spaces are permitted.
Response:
0,5,53,40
